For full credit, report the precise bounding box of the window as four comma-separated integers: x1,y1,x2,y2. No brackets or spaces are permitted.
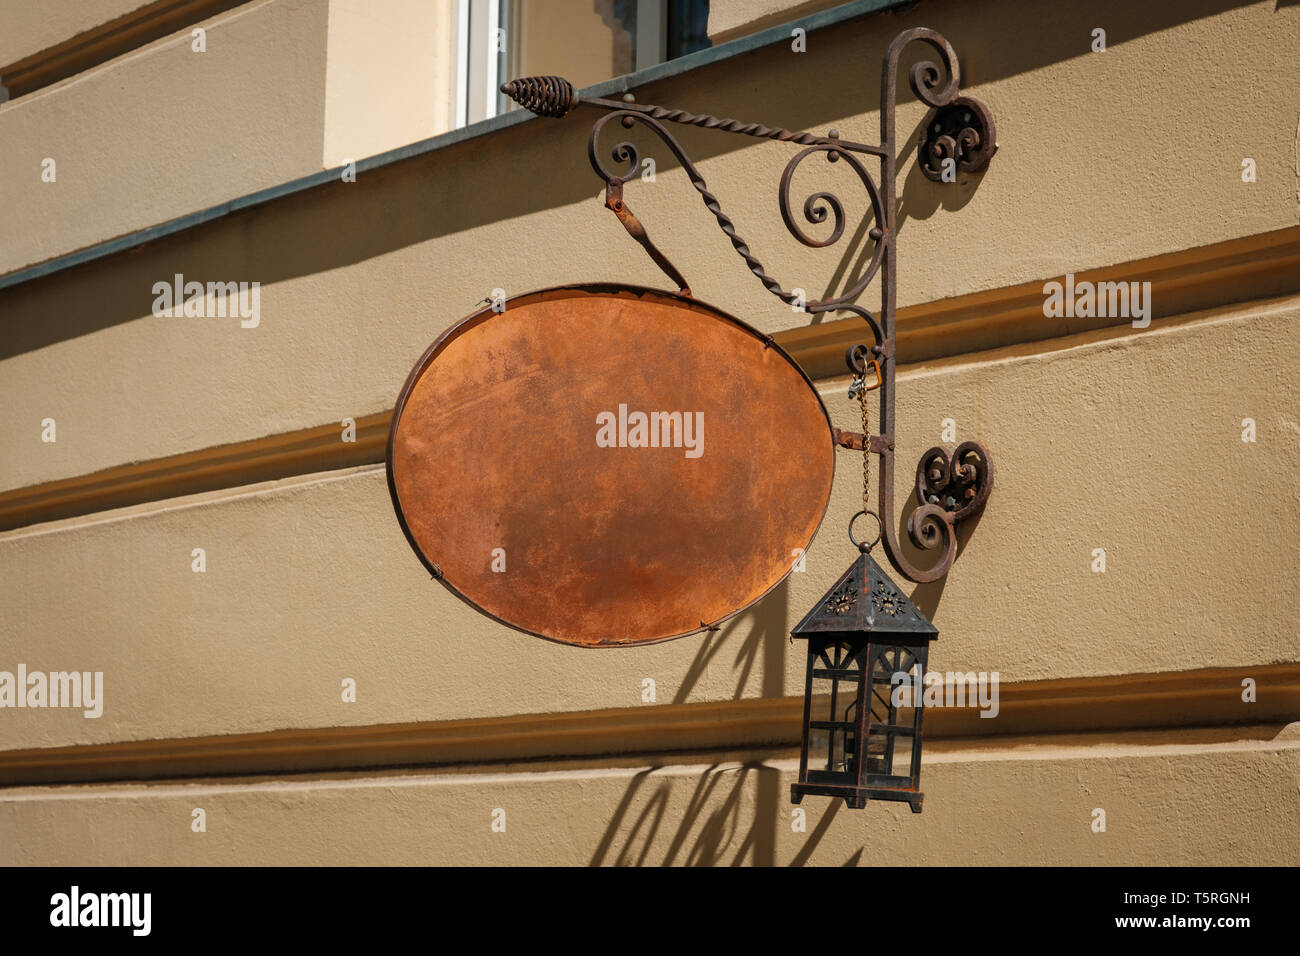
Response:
457,0,711,127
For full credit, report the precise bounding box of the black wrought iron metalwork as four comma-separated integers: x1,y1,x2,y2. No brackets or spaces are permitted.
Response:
918,95,998,181
789,548,938,812
502,26,996,584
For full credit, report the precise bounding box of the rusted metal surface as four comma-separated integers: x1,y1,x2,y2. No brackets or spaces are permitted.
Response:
604,182,691,296
499,76,577,117
503,75,881,153
916,442,993,524
387,285,835,648
918,95,998,181
502,26,996,585
831,429,890,454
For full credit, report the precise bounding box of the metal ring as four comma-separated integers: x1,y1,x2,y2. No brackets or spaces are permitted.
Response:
848,509,882,553
845,343,873,375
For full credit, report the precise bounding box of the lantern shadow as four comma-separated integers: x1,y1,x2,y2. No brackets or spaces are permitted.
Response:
588,579,865,865
789,799,843,867
589,761,783,866
587,579,803,865
588,761,860,866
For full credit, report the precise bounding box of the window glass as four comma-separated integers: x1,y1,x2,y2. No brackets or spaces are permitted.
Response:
463,0,712,124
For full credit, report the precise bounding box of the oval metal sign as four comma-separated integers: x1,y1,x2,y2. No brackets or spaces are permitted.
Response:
387,285,835,647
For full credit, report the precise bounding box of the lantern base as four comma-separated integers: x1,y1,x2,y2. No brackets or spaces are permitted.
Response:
790,782,924,814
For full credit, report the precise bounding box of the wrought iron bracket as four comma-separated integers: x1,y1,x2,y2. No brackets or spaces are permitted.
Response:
502,27,996,584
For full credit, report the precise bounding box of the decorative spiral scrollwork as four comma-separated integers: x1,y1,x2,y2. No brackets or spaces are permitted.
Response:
796,190,845,249
590,110,818,307
840,306,884,361
915,442,994,523
904,499,955,557
909,56,958,109
606,140,639,183
777,147,886,305
918,97,998,181
888,29,961,110
581,99,888,312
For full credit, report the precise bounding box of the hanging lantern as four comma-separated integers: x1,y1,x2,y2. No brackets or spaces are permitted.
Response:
790,544,937,813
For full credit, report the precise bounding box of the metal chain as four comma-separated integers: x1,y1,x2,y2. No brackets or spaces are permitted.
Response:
847,348,882,553
859,387,871,513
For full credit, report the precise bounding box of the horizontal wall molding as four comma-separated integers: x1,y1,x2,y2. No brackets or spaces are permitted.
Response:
0,412,390,532
0,0,248,100
788,223,1300,379
2,664,1296,787
3,226,1298,535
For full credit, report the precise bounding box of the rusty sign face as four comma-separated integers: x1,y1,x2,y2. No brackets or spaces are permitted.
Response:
387,285,835,647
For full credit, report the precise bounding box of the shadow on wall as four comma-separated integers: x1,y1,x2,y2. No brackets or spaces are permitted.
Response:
810,113,988,320
585,574,861,866
0,0,1261,361
589,762,777,865
900,490,985,620
588,760,857,866
583,572,798,865
673,578,788,704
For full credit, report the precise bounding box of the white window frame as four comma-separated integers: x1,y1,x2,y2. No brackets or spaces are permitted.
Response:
454,0,470,128
456,0,668,128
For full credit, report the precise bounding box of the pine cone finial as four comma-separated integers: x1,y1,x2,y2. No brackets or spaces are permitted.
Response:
500,76,577,118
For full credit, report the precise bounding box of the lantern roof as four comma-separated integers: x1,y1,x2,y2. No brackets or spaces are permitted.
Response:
792,550,938,640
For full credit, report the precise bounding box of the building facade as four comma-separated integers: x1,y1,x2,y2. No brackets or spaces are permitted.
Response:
1,0,1298,865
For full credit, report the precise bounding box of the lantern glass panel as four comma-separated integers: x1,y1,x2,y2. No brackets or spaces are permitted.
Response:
807,639,866,783
864,642,927,787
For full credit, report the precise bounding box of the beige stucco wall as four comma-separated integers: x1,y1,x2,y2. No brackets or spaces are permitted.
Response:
1,297,1295,752
5,734,1299,865
0,0,331,275
323,0,459,166
2,0,1296,493
0,0,479,276
0,0,160,67
1,0,1297,866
